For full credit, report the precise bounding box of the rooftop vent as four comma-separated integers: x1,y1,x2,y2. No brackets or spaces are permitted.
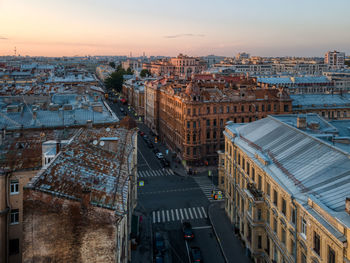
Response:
297,116,306,129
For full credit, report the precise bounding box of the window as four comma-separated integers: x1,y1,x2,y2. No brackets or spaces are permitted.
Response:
207,107,210,114
328,246,335,263
187,121,190,129
246,162,250,175
213,131,217,139
187,147,190,155
274,104,277,111
226,106,230,113
257,208,262,221
258,175,262,190
301,252,306,263
266,210,270,225
193,148,197,156
193,134,196,143
284,104,289,112
282,199,286,216
241,105,244,112
206,119,210,127
273,218,277,233
252,168,255,181
301,218,307,237
193,108,196,115
258,235,262,249
9,239,19,255
10,180,19,194
187,134,190,143
281,227,286,245
213,107,217,114
273,190,278,206
206,131,210,139
213,119,217,127
262,104,265,112
10,209,19,225
193,121,196,129
187,108,191,115
267,104,271,112
234,106,237,113
291,208,296,225
220,106,223,113
266,183,271,197
290,239,295,257
220,119,223,127
314,232,321,255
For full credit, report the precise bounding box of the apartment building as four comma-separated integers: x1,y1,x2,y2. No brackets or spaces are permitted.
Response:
325,51,345,68
22,124,138,263
0,94,118,263
145,76,292,166
219,115,350,263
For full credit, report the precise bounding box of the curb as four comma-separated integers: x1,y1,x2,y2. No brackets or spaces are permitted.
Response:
208,203,229,263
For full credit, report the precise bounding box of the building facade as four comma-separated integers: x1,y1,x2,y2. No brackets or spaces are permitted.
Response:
220,116,350,263
325,51,345,68
145,77,292,166
22,126,138,263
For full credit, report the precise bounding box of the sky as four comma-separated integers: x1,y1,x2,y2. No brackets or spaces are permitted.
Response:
0,0,349,57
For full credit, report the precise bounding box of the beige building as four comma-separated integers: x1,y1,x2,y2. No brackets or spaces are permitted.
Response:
325,51,345,68
220,115,350,263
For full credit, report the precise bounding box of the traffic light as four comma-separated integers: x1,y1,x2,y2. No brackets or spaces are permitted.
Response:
155,137,158,143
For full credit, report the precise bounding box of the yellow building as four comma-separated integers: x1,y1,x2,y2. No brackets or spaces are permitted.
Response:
220,115,350,263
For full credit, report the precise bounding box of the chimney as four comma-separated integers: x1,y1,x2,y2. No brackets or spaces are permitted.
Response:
81,187,91,208
297,116,307,129
32,111,37,120
56,141,60,154
346,198,350,215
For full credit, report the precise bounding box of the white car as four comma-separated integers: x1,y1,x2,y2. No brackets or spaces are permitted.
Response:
156,152,164,159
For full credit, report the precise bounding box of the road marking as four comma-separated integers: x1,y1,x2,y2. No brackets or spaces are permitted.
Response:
137,149,152,170
196,207,203,218
162,210,165,222
201,207,207,217
179,209,184,220
188,207,193,219
171,210,175,221
152,211,156,223
192,207,198,219
183,208,189,220
192,226,212,230
166,210,170,222
169,169,174,175
175,209,179,220
157,211,160,223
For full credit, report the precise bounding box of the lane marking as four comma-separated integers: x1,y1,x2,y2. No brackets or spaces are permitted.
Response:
171,210,175,221
175,209,179,220
137,149,152,170
157,211,160,223
197,207,203,218
162,210,165,222
152,211,156,223
166,210,170,222
179,209,184,220
183,208,189,220
192,226,212,230
201,207,207,217
192,207,198,219
188,207,193,219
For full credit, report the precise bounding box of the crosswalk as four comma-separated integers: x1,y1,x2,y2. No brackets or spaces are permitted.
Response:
152,206,207,224
137,169,174,178
193,176,221,202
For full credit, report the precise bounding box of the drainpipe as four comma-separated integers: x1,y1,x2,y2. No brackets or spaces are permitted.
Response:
291,196,297,263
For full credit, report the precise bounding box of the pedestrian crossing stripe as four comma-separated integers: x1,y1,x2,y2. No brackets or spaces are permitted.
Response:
137,169,174,178
152,206,207,223
193,176,222,202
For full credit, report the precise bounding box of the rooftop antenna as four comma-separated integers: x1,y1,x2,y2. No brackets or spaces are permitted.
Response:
130,51,132,58
14,46,17,56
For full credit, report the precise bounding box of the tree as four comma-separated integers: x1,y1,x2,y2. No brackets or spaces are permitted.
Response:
104,71,124,93
345,60,350,67
140,69,151,78
126,67,133,75
109,61,116,69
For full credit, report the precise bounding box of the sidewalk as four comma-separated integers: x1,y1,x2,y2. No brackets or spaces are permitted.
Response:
208,202,251,263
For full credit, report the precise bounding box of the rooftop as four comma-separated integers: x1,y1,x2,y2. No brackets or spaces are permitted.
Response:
226,115,350,228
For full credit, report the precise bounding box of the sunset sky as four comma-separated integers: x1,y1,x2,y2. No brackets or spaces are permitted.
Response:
0,0,349,57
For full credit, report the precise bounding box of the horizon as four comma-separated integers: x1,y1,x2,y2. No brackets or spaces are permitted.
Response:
1,0,350,57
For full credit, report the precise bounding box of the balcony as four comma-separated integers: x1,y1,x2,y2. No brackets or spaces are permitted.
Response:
246,183,264,202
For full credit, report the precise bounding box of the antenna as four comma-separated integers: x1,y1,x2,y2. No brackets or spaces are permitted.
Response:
14,46,17,56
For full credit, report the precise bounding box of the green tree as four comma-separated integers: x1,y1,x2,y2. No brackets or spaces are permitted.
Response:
109,61,116,68
126,67,133,75
345,60,350,67
140,69,151,78
104,71,124,93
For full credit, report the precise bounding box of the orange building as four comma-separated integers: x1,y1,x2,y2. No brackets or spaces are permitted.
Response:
145,76,292,167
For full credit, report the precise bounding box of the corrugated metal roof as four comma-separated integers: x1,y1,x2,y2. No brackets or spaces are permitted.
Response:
228,116,350,227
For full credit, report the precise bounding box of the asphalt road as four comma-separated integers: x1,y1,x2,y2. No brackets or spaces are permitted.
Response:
108,101,225,263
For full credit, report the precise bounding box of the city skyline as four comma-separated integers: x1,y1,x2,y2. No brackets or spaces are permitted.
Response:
1,0,350,57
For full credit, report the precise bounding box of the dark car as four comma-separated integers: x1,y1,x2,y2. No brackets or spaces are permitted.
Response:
153,148,159,154
160,159,170,168
154,232,165,253
190,247,202,262
147,141,154,148
182,222,194,240
154,253,164,263
138,131,145,137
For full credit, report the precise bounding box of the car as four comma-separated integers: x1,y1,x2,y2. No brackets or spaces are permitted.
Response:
156,152,164,159
154,253,164,263
120,107,124,112
160,159,170,168
153,148,159,154
138,131,145,136
143,135,149,140
154,232,165,253
182,222,194,240
147,141,154,148
190,247,202,262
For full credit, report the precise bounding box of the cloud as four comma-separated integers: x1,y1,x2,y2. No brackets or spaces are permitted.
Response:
164,33,205,39
0,36,8,40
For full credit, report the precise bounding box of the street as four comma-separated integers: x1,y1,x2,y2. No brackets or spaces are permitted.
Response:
107,100,246,263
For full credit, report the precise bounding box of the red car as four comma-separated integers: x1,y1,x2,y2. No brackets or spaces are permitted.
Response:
138,131,145,136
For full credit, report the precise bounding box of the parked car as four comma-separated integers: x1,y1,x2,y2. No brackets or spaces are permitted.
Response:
120,107,124,113
153,148,159,154
160,159,170,168
154,253,164,263
156,152,164,159
190,247,202,262
182,222,194,240
147,141,154,148
154,232,165,253
138,131,145,137
143,135,149,141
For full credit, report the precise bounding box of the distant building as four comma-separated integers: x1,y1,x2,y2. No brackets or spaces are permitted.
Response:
22,125,138,263
325,50,345,68
96,65,115,81
219,115,350,263
121,59,142,71
236,52,250,60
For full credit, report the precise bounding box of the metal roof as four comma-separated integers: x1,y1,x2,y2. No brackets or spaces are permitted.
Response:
228,116,350,227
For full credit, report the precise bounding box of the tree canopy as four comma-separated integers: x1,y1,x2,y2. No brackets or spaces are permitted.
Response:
104,66,134,93
109,61,116,69
140,69,151,78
